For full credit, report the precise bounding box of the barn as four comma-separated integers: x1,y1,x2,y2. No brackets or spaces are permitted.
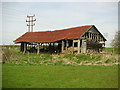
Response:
13,25,107,54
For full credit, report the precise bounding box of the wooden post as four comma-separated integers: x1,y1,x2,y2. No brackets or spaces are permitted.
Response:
23,42,27,54
98,35,100,41
100,36,101,41
72,40,74,54
90,33,92,40
27,44,29,50
28,43,30,50
85,33,86,39
53,43,55,47
49,43,51,47
20,42,24,52
97,34,99,41
37,43,40,54
91,33,93,40
61,40,64,53
66,40,68,53
89,32,90,39
96,34,97,41
81,40,87,53
78,39,80,54
94,34,96,40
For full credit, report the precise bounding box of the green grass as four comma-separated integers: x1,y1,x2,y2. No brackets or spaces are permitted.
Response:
2,64,118,88
104,47,120,54
63,54,75,60
2,48,119,88
104,48,114,52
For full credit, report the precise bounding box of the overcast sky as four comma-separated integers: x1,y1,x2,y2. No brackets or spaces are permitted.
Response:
0,1,119,47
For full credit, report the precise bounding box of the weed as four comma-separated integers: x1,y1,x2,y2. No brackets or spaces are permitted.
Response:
63,54,75,60
2,48,117,65
104,59,112,63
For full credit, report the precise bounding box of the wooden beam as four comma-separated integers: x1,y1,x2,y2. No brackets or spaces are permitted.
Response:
72,40,74,54
27,44,29,50
78,39,80,54
66,40,68,52
73,40,79,42
49,43,51,47
20,42,24,52
23,42,27,54
91,33,93,40
81,40,87,53
98,35,100,41
61,40,64,53
97,34,99,41
52,43,55,47
99,35,101,41
37,43,40,54
90,33,92,40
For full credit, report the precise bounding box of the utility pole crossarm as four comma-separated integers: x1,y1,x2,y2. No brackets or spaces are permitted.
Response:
26,19,36,22
26,15,36,32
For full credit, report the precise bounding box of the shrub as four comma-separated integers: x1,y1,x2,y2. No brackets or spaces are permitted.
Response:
2,49,18,63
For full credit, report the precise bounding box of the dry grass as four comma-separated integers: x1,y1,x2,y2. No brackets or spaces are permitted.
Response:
1,48,119,66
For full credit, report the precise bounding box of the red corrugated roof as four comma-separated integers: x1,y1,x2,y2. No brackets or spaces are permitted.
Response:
14,25,93,43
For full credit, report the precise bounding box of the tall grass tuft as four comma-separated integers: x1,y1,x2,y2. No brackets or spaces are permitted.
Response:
63,54,75,60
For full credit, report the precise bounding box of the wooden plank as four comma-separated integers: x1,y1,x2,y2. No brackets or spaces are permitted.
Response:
73,40,79,42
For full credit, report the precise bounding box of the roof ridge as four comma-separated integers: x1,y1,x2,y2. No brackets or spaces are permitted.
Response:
14,25,94,43
34,25,93,33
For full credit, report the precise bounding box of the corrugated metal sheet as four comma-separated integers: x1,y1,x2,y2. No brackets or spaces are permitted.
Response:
14,25,92,43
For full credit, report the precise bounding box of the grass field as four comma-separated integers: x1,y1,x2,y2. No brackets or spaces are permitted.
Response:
2,64,118,88
2,48,119,88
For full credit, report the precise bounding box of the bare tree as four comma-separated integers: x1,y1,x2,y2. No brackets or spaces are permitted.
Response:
111,31,120,54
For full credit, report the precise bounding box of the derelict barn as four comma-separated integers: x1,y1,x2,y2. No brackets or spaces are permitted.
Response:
14,25,106,54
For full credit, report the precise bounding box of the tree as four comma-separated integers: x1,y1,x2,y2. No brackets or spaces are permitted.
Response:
111,31,120,54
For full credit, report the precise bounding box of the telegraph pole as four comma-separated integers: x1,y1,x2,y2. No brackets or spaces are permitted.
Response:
26,14,36,32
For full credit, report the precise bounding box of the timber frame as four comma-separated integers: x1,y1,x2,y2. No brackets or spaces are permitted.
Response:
19,25,106,54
